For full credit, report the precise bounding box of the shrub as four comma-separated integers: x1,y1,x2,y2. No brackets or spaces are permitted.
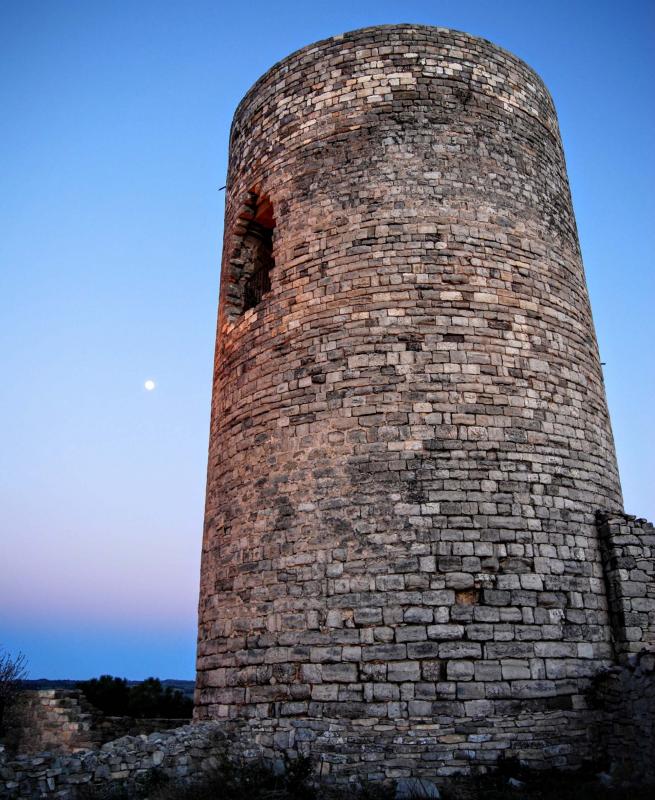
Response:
126,677,193,718
73,757,655,800
147,755,395,800
76,675,130,716
0,647,27,735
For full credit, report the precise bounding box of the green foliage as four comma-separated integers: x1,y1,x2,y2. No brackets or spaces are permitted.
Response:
76,675,193,719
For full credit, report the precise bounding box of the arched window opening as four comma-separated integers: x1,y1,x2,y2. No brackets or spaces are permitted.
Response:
227,191,275,318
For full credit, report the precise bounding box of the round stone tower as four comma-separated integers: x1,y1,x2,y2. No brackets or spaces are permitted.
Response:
197,25,623,777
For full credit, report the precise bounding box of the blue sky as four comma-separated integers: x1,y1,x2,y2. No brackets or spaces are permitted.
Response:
1,0,653,679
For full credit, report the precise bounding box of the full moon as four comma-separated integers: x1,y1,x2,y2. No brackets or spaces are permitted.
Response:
144,379,156,391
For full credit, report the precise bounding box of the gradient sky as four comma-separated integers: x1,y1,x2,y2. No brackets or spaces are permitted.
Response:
1,0,653,680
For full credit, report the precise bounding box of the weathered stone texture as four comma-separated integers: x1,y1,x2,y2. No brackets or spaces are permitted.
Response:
6,692,100,755
597,512,655,661
195,23,649,778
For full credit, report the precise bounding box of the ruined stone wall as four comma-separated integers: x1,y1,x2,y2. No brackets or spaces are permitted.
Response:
6,692,100,755
0,710,614,797
196,24,625,772
1,685,652,799
3,655,654,795
4,691,189,757
592,651,655,784
0,723,230,799
597,512,655,661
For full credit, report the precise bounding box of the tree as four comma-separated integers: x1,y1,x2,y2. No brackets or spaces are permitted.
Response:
77,675,193,719
0,648,28,734
126,677,193,718
76,675,130,716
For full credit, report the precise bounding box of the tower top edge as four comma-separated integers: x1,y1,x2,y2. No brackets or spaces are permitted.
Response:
232,23,552,124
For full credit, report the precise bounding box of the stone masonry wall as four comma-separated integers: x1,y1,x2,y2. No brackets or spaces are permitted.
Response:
196,23,625,773
597,512,655,661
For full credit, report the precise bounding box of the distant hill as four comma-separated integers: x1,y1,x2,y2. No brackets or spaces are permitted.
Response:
22,678,196,701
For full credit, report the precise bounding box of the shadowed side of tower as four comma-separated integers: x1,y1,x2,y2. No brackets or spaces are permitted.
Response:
196,25,628,777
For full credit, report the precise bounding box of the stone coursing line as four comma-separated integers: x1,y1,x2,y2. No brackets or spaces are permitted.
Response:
196,23,634,776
